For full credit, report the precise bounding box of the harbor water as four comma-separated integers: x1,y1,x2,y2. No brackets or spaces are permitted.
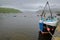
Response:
0,12,60,40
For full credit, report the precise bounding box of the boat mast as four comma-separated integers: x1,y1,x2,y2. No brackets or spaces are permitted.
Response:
47,1,53,19
41,1,53,20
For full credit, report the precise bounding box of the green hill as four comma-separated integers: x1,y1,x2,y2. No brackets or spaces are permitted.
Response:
0,7,22,13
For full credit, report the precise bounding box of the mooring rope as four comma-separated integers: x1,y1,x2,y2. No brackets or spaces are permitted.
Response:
46,25,55,40
46,21,59,40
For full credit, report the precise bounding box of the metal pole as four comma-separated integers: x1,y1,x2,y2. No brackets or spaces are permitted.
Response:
47,1,53,19
41,1,48,18
41,1,53,20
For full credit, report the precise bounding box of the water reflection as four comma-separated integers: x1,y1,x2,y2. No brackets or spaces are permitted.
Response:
38,31,52,40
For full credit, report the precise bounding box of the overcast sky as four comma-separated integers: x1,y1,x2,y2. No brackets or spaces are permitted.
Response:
0,0,60,11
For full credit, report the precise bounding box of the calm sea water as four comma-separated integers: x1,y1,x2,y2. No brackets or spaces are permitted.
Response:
0,12,60,40
0,12,40,40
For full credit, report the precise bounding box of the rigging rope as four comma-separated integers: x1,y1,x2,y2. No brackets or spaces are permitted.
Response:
41,1,53,20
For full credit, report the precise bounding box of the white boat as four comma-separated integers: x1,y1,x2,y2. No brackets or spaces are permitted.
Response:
39,1,59,34
39,17,58,26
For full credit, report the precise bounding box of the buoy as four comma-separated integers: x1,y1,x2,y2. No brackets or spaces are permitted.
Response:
24,15,26,17
47,28,50,31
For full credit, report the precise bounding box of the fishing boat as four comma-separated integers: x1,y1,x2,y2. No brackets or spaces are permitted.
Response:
39,1,59,35
38,1,59,40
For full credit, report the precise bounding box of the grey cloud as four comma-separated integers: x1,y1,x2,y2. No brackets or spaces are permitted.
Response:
0,0,60,11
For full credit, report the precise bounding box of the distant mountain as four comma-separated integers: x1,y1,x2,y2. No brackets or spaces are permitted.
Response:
0,7,22,13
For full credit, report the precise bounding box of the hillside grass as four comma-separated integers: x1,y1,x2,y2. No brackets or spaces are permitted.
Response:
0,7,22,13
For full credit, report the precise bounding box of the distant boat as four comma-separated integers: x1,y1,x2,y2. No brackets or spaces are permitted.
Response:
13,15,16,17
57,14,60,16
